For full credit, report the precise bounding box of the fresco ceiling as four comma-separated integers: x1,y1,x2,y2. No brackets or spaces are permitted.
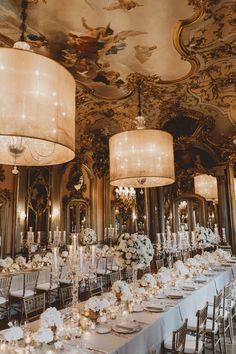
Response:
0,0,235,166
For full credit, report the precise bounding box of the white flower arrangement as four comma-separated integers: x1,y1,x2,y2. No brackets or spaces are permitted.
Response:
4,324,23,342
33,327,54,344
116,232,154,270
112,280,132,302
15,256,26,267
155,267,172,286
84,296,109,312
40,307,63,329
80,228,97,245
140,273,156,288
174,260,189,277
0,259,7,269
102,292,117,306
195,227,217,248
131,286,146,299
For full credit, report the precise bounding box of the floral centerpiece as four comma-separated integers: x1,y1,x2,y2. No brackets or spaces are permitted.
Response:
174,260,190,277
116,232,154,270
39,307,63,337
84,296,109,321
4,322,23,342
112,280,132,302
140,273,156,288
33,327,54,345
80,228,97,245
195,227,217,249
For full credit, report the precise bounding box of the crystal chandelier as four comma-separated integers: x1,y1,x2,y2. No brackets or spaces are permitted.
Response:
115,186,136,201
0,1,75,173
194,174,218,202
109,83,175,188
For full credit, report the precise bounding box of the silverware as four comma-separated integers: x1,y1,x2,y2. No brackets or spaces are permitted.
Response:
87,346,108,354
133,319,149,325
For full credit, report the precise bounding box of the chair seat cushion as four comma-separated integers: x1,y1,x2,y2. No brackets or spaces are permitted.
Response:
36,283,58,291
0,297,7,305
188,317,218,333
112,266,119,271
10,289,34,298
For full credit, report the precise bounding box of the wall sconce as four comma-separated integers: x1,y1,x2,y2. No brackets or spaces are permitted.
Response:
18,209,26,223
52,207,60,220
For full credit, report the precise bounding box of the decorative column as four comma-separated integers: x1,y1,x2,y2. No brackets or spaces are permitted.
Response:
226,163,236,254
216,163,236,253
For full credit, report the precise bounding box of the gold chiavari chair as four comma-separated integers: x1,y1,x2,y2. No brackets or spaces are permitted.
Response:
0,275,12,322
188,291,223,354
23,293,45,323
59,286,73,309
10,270,39,321
110,271,121,286
164,319,188,354
88,276,103,297
156,258,164,272
185,302,208,353
36,268,59,306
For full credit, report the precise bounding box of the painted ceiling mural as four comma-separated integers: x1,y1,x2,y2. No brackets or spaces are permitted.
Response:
0,0,235,173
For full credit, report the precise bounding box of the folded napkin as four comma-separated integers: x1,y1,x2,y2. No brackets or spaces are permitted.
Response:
116,322,140,331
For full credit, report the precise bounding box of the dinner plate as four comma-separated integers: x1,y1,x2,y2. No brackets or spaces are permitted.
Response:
194,277,207,283
182,286,196,291
144,305,166,313
226,260,236,263
96,325,111,334
166,292,185,299
132,304,144,312
112,323,142,334
155,294,166,299
220,263,232,267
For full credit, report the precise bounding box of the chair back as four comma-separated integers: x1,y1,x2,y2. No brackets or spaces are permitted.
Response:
59,286,73,308
110,271,121,285
171,319,188,354
106,257,113,272
89,276,103,297
23,293,45,322
222,283,232,315
195,302,208,351
212,290,223,330
155,259,164,272
0,276,11,299
97,258,108,274
24,271,39,296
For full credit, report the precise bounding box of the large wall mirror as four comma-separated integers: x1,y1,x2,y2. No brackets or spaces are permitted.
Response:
173,194,207,231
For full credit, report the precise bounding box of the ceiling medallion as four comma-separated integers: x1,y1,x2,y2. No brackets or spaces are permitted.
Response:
109,83,175,188
0,0,75,173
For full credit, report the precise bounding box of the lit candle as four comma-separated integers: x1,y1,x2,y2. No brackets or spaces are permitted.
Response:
59,231,62,243
72,234,77,254
191,231,195,246
68,245,73,259
79,246,83,270
52,247,58,272
29,227,32,233
63,231,66,244
91,245,96,268
37,231,41,245
156,233,161,245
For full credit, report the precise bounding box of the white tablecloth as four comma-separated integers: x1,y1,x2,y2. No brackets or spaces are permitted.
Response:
0,266,234,354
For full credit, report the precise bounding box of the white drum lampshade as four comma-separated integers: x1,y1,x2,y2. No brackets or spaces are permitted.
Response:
194,174,218,202
109,126,175,188
0,47,75,166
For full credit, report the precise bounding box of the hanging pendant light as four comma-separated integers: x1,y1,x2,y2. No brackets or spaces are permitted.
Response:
0,0,75,173
109,83,175,188
194,174,218,202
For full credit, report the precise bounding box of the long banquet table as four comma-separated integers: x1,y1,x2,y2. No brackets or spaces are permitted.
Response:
15,265,233,354
75,266,234,354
